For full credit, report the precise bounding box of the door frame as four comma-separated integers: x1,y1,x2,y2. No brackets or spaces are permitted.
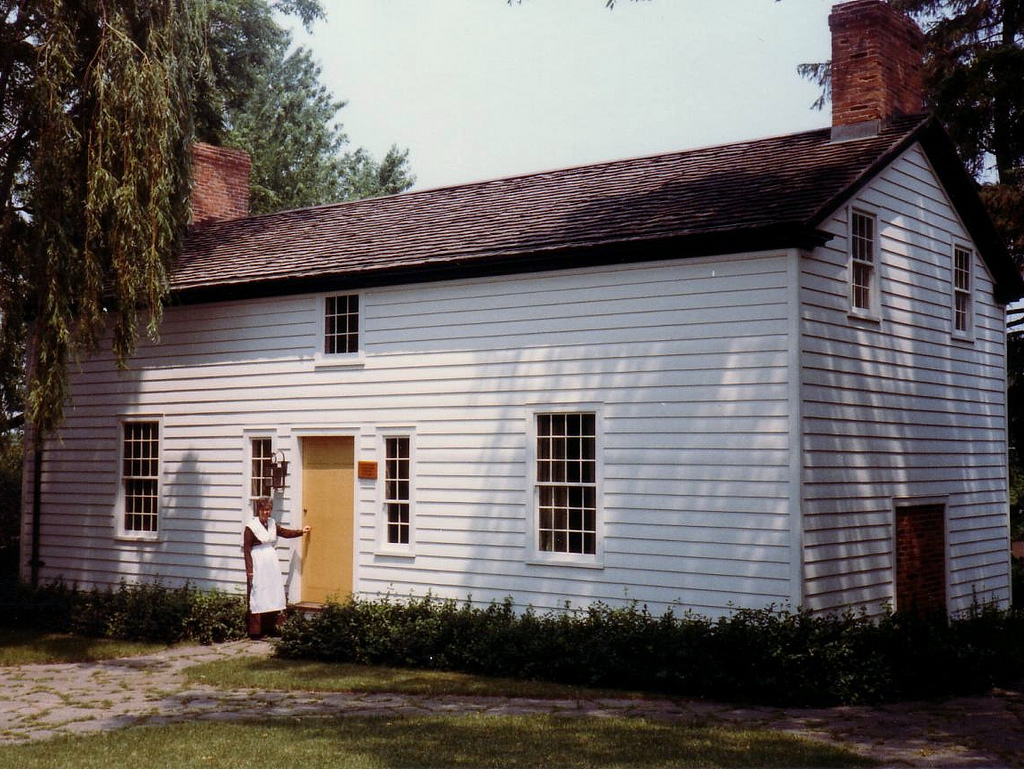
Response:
293,428,360,603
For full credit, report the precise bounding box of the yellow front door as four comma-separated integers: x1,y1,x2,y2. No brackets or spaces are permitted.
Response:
301,436,354,603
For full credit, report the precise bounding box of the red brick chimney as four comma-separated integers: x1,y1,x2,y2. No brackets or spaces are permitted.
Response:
190,143,251,224
829,0,926,140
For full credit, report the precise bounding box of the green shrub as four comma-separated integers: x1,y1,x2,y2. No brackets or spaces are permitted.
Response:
184,588,249,644
2,580,247,644
279,595,1024,707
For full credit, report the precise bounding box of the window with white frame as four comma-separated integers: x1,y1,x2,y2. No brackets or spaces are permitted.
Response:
121,421,160,535
324,293,359,354
953,245,973,336
384,435,412,546
849,210,878,316
535,412,598,556
250,437,274,505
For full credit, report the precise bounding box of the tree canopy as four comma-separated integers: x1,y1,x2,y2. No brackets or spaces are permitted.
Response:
0,0,413,440
226,43,412,215
200,0,412,216
2,0,204,437
895,0,1024,271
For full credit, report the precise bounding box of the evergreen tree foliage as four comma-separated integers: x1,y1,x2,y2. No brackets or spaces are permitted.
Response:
339,145,415,203
891,0,1024,267
207,0,413,215
227,45,413,215
199,0,321,143
892,0,1023,184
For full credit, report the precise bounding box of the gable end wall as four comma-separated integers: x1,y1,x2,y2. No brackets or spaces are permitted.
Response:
800,143,1010,614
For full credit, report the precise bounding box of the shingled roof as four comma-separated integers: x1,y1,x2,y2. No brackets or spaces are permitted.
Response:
174,114,1024,305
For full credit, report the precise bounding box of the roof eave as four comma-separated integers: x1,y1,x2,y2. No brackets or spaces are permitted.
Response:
806,114,932,231
914,120,1024,304
809,115,1024,305
168,224,830,306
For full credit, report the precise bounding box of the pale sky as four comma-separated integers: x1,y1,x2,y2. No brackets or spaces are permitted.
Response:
287,0,839,192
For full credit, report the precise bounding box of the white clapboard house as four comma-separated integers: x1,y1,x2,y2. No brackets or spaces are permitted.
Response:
21,0,1024,617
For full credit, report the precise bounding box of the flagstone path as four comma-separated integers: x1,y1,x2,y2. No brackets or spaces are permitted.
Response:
0,640,1022,767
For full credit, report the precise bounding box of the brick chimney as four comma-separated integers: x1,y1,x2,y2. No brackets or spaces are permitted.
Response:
829,0,926,140
190,143,251,224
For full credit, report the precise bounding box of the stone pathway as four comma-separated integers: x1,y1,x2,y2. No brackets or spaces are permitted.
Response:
0,640,1022,767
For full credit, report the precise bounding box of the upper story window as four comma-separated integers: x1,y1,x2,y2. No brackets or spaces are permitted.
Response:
324,294,359,355
120,420,160,537
953,245,973,338
534,411,599,558
849,210,879,317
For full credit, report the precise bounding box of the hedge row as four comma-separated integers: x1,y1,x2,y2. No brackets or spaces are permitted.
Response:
6,581,1023,707
2,580,248,645
278,595,1024,706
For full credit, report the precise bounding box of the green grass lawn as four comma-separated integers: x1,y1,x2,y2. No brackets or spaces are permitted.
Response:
0,628,166,665
0,631,876,768
186,655,645,699
0,715,875,769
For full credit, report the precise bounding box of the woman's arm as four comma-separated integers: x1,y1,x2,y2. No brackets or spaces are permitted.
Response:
243,526,256,576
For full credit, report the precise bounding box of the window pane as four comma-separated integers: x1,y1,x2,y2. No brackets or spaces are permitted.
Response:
852,212,874,263
123,422,159,534
553,506,567,532
955,291,970,332
535,412,597,555
953,247,972,334
850,212,876,312
250,438,273,499
325,294,359,354
852,262,872,310
385,437,411,545
954,248,971,290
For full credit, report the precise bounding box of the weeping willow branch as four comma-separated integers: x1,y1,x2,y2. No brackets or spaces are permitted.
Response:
19,0,208,436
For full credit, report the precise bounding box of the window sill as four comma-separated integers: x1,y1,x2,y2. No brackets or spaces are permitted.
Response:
527,554,605,570
116,533,160,544
847,310,881,325
313,353,366,370
373,549,415,560
951,332,975,346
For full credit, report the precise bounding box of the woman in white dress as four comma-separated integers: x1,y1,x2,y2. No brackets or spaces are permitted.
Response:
243,497,310,639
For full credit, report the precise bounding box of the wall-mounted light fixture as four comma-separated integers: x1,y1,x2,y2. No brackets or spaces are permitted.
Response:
270,450,289,490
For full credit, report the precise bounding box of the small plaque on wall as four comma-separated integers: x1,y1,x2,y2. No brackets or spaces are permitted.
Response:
357,461,378,480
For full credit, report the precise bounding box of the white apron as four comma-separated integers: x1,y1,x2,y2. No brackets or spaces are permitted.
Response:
247,518,287,614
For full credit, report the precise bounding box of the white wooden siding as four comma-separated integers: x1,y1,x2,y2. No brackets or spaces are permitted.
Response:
800,143,1010,614
25,252,796,617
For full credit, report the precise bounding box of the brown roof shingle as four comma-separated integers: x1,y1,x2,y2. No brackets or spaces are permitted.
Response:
174,115,1024,304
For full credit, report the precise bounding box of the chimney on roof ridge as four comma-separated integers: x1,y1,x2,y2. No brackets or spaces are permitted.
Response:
829,0,926,141
190,142,251,224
